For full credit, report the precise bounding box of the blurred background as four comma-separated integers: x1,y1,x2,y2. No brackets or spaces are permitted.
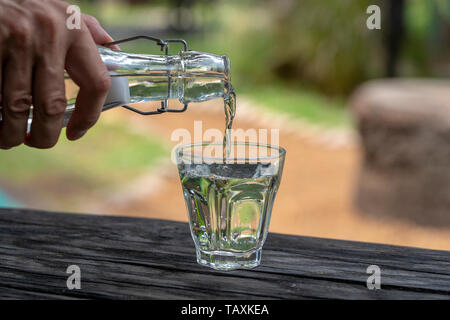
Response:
1,0,449,250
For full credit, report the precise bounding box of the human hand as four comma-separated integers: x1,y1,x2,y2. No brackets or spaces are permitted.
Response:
0,0,116,149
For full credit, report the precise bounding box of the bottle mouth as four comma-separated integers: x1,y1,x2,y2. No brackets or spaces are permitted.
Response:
221,54,231,80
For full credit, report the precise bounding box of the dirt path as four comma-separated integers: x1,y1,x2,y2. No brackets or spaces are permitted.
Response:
96,98,450,251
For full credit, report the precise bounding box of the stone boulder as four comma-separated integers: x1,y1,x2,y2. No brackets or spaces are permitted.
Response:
350,79,450,227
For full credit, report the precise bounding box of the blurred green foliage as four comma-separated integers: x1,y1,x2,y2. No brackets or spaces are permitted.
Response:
266,0,383,95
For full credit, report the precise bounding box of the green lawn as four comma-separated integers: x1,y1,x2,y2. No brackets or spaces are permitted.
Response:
241,84,351,128
0,118,167,189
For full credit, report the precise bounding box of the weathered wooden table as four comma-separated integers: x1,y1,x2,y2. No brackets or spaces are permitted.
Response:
0,208,449,299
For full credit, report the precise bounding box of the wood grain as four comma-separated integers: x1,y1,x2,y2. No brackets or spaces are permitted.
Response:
0,208,449,299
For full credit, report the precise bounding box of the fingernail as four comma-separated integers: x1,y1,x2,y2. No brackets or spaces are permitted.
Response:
105,33,120,50
68,129,88,141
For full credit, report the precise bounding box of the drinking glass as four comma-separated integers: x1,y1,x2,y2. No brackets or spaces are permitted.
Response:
176,142,286,270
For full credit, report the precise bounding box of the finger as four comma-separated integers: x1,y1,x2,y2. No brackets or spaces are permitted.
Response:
26,53,67,149
82,14,120,50
0,53,33,149
65,29,111,141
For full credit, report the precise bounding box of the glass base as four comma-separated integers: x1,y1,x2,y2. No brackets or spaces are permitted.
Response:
196,248,262,271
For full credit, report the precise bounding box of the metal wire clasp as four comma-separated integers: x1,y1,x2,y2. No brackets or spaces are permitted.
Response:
104,36,189,116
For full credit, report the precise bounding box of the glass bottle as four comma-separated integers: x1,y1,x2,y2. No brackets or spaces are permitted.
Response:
0,44,233,128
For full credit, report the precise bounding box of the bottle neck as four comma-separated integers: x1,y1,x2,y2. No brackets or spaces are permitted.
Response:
99,47,230,80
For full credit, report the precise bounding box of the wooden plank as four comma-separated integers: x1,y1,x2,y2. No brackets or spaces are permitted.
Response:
0,208,449,299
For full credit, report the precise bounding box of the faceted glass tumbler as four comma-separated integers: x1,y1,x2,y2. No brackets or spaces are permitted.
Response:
176,142,286,271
